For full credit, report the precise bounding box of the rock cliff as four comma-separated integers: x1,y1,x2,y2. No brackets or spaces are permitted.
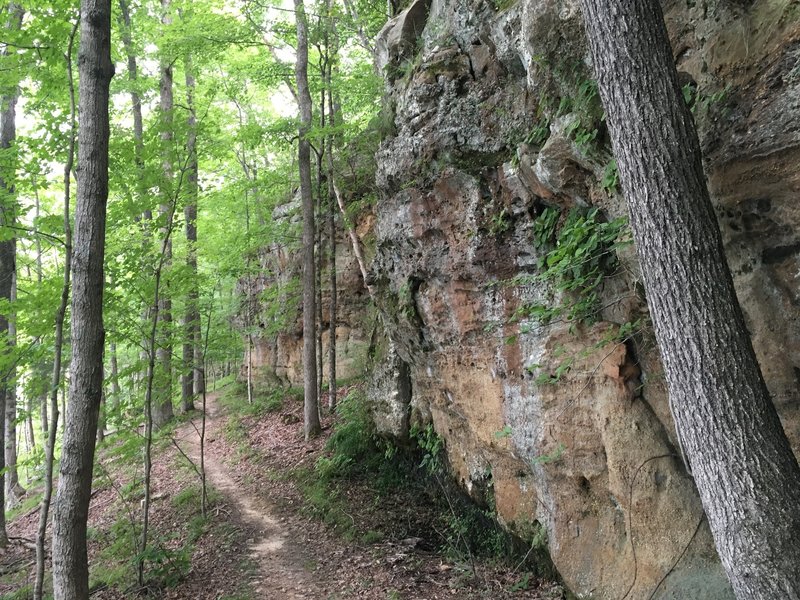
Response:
368,0,800,598
237,196,375,388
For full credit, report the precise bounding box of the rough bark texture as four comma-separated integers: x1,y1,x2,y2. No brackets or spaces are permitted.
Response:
579,1,800,597
316,94,325,404
51,1,113,597
0,100,12,543
182,52,198,413
324,21,338,409
154,0,174,428
0,0,24,533
295,0,320,440
327,145,337,409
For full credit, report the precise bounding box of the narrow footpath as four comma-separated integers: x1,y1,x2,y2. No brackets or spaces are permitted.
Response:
174,392,326,599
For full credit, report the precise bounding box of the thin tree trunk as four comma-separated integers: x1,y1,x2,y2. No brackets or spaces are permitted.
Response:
35,189,48,439
51,2,113,597
234,101,255,405
34,100,73,597
0,263,8,540
5,271,24,506
118,0,152,421
295,0,321,440
138,221,173,588
330,171,372,297
197,288,216,518
59,384,66,434
96,387,105,443
26,188,43,452
342,0,377,67
154,0,174,428
118,0,144,180
26,392,35,458
109,340,120,413
324,5,337,410
181,51,198,413
244,185,253,406
327,196,337,409
234,100,257,404
316,86,325,406
579,1,800,597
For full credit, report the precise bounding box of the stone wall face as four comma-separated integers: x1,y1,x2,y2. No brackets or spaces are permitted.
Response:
238,198,374,389
368,1,800,598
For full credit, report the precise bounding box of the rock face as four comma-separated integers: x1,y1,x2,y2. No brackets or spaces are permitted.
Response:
369,0,800,598
238,196,374,388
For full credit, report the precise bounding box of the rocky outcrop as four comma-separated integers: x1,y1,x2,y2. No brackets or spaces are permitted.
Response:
237,196,374,388
369,0,800,598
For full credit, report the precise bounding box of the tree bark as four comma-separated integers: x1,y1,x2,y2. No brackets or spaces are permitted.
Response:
182,51,198,413
324,10,338,409
154,0,174,428
316,88,325,406
578,1,800,597
0,85,13,544
51,1,113,597
295,0,321,440
0,3,23,521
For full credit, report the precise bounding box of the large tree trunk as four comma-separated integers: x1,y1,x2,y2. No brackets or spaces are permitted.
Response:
578,1,800,597
182,51,198,413
0,93,13,543
0,256,8,544
295,0,321,440
154,0,174,428
51,0,113,597
0,0,25,527
0,4,23,523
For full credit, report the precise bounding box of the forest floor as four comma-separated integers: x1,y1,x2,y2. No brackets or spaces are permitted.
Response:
1,383,565,599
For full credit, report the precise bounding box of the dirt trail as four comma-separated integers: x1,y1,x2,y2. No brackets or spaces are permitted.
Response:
174,392,323,599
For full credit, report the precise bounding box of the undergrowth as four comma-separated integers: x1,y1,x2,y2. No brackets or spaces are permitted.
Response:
506,206,630,338
305,388,555,576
